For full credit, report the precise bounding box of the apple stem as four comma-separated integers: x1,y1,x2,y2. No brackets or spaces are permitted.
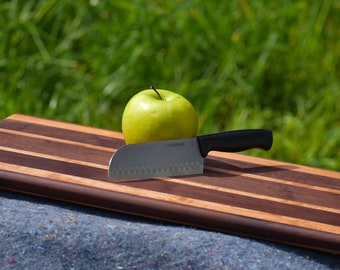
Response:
150,85,162,100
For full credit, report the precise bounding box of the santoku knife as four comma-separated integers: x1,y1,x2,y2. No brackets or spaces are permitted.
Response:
108,129,273,179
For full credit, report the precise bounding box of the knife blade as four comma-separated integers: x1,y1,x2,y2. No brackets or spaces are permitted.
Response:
108,129,273,179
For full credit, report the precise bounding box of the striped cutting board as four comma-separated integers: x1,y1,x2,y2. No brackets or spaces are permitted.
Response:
0,114,339,254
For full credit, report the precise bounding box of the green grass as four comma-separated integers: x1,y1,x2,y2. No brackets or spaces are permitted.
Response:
1,0,339,171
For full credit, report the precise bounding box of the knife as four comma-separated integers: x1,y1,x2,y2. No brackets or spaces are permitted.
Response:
108,129,273,179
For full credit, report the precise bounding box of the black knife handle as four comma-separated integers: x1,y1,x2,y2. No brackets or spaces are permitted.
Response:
197,129,273,157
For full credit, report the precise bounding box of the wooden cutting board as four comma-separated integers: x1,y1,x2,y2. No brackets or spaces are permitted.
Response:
0,114,339,254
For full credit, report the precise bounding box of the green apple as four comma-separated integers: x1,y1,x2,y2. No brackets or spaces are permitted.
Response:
122,86,198,144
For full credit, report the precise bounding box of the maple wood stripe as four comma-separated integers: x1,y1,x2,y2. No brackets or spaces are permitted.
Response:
160,177,340,214
0,147,107,170
122,178,340,226
0,128,118,152
205,156,340,190
0,125,123,151
199,169,340,209
2,135,338,213
2,127,337,199
1,128,338,200
0,150,108,181
2,147,338,216
0,130,113,165
4,114,340,180
6,114,124,139
204,165,340,195
212,151,340,179
3,115,339,184
3,127,340,210
1,150,338,226
1,129,336,210
0,119,125,149
0,162,339,235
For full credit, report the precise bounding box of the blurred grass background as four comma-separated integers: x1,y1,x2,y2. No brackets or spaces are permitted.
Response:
0,0,339,171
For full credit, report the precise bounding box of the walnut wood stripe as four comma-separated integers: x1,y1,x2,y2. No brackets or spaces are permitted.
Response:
2,148,337,221
0,130,112,165
6,114,124,139
121,178,339,226
212,151,340,179
1,114,339,254
2,146,338,216
201,167,340,209
1,122,338,214
205,165,340,195
2,169,338,254
0,128,115,152
161,177,340,214
0,146,107,170
2,131,337,212
3,115,339,188
0,150,107,181
0,119,125,149
3,114,340,180
2,127,338,197
205,156,340,190
1,161,339,235
1,150,338,227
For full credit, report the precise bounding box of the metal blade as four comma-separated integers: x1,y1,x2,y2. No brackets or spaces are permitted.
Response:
108,137,203,179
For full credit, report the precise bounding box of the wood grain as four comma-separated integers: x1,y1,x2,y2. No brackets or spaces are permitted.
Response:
0,114,339,254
